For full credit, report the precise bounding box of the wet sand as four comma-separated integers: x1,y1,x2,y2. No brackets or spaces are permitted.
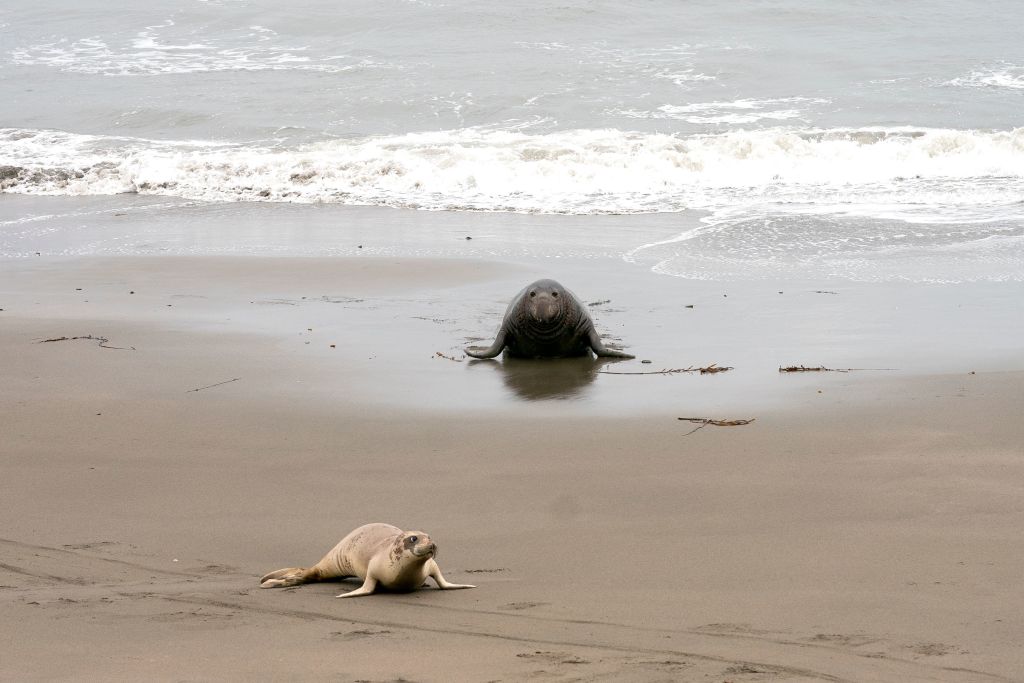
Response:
2,252,1023,681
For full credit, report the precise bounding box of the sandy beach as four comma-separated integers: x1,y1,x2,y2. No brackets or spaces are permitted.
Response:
4,0,1024,677
2,223,1023,681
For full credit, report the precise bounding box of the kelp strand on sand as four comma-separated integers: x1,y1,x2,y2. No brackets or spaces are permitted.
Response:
599,364,732,376
678,416,756,436
37,335,135,350
779,365,897,373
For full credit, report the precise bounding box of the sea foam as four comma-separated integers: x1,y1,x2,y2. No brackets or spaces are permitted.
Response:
945,64,1024,90
2,126,1023,221
10,21,369,75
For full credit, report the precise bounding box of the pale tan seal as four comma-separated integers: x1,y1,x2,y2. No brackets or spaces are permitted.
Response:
259,523,476,598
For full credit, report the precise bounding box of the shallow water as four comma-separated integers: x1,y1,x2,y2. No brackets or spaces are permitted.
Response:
1,0,1023,281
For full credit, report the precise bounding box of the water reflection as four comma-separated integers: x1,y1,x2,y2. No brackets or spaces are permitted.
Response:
469,355,624,401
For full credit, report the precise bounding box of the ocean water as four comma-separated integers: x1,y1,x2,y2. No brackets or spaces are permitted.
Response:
1,0,1023,281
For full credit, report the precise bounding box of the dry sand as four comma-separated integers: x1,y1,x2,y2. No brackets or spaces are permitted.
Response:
2,254,1023,682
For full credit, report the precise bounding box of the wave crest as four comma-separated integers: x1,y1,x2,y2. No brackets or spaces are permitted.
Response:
2,126,1023,218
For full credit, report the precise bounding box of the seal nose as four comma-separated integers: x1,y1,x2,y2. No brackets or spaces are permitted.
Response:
531,297,559,323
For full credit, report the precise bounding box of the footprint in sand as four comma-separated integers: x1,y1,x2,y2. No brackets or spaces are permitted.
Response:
516,650,589,665
807,633,880,648
724,663,770,676
630,658,692,674
905,642,958,656
185,563,240,575
500,601,548,610
62,541,118,550
694,622,779,637
148,609,235,626
330,629,392,641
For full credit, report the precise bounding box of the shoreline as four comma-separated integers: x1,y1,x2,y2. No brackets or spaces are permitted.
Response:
3,252,1021,411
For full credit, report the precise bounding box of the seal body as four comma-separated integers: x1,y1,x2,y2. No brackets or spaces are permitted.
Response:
259,523,475,598
465,279,634,359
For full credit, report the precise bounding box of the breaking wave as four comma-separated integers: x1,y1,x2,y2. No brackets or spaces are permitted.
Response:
2,125,1023,220
945,64,1024,91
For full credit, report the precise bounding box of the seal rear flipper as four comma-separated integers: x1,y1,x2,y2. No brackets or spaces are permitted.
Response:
587,328,635,359
259,566,319,588
464,328,507,359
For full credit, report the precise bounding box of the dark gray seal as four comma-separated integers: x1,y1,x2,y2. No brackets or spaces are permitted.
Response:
465,279,634,359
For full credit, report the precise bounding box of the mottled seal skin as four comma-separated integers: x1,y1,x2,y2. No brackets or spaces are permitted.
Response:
465,279,634,359
259,523,475,598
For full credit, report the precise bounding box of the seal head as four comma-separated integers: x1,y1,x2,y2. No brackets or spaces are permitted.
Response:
397,531,436,561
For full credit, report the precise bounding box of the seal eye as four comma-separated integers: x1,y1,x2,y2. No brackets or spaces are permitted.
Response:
529,291,536,297
408,536,418,544
552,292,559,298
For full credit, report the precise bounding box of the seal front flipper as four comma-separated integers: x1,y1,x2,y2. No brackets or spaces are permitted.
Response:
427,559,476,590
259,566,321,588
465,328,507,359
336,575,378,598
587,328,635,359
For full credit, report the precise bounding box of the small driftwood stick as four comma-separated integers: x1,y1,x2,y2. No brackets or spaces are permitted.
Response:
698,364,732,374
186,378,241,393
435,351,463,362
